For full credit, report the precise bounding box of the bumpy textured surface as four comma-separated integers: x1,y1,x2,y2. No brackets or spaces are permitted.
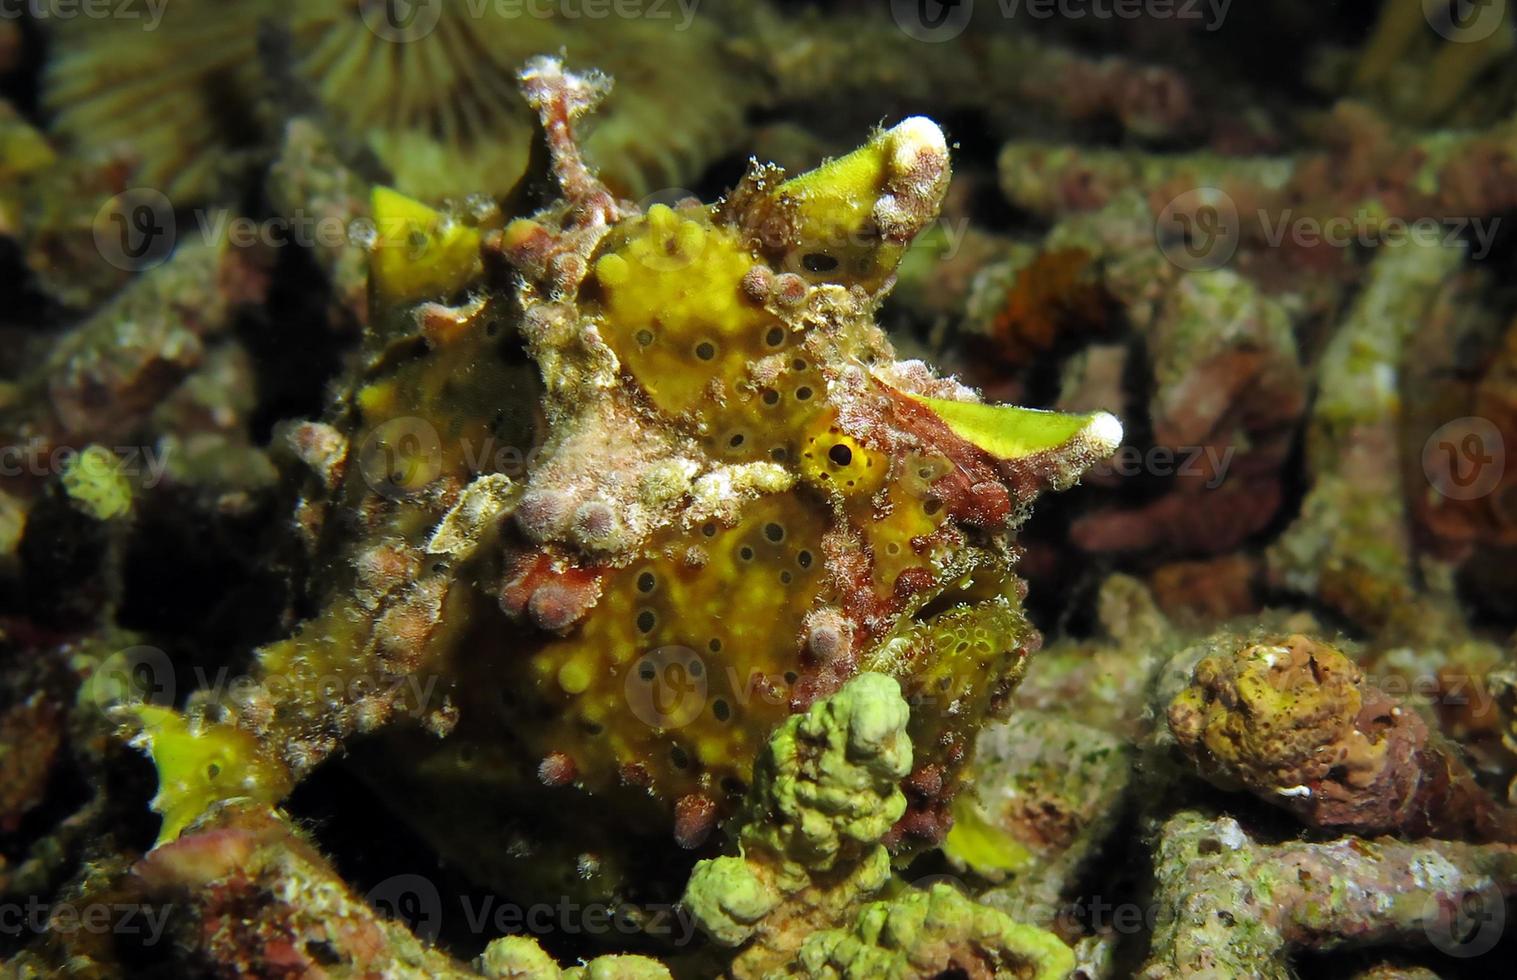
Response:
682,672,1073,978
682,672,911,954
478,935,672,979
1167,634,1517,840
1140,809,1517,979
85,803,480,978
115,59,1120,913
798,883,1075,980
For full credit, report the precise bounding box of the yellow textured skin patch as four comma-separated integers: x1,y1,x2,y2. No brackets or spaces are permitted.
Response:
858,455,954,595
590,204,834,469
526,492,829,800
369,186,482,307
800,418,887,498
129,705,292,845
593,206,774,421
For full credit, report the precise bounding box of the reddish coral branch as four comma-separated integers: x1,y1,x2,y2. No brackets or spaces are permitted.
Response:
1168,634,1517,841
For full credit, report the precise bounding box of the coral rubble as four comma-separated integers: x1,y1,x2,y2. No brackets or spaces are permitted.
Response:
1140,808,1517,979
1168,634,1517,840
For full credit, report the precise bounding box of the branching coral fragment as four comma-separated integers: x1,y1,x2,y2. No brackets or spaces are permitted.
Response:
683,673,1072,979
799,883,1076,980
1141,809,1517,979
1168,634,1517,841
682,672,912,963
